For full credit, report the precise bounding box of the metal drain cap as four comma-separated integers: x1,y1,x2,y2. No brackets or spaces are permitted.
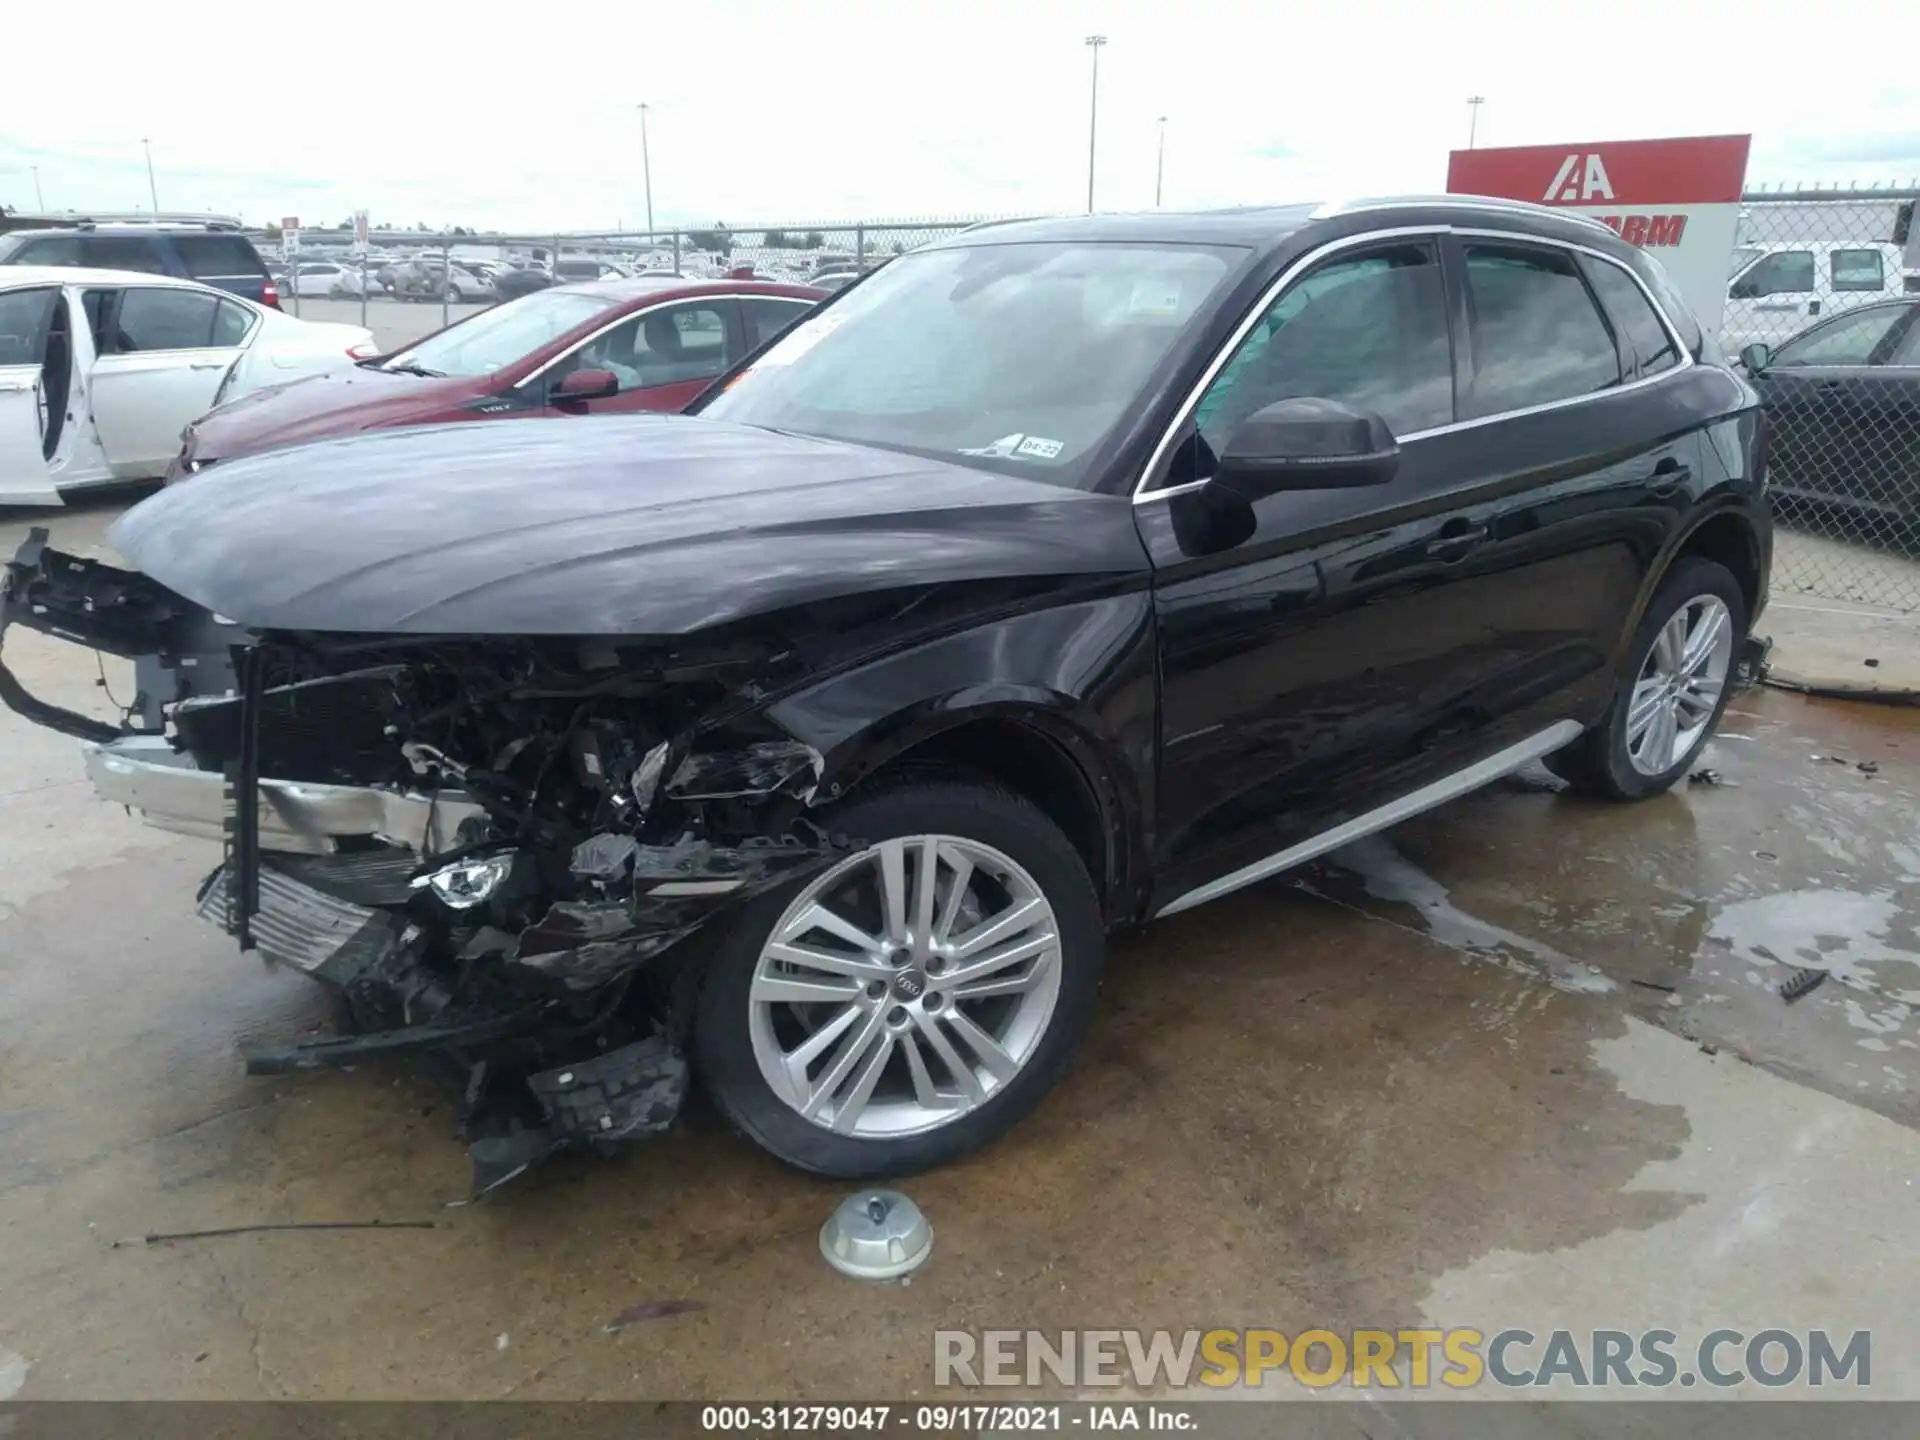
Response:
820,1189,932,1280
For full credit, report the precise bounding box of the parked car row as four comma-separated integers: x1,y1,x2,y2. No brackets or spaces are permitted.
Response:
1,197,1772,1194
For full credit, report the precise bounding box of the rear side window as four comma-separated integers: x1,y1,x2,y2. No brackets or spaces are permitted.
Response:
1830,249,1886,293
11,236,84,266
1582,259,1678,379
212,299,255,346
80,237,169,274
1731,250,1813,299
1462,243,1621,417
1197,241,1455,442
173,234,266,279
112,288,223,350
743,297,812,349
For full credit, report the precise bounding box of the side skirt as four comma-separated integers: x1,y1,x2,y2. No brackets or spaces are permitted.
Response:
1153,721,1584,919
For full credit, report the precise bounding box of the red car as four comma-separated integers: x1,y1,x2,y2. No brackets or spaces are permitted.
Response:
170,277,825,475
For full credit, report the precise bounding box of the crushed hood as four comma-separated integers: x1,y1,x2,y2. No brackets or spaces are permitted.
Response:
192,367,485,458
111,414,1149,636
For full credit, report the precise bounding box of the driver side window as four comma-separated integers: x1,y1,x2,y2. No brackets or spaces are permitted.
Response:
565,303,731,393
1194,242,1454,453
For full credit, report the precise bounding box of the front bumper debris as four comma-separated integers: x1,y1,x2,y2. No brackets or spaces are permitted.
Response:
1,529,837,1196
87,735,485,854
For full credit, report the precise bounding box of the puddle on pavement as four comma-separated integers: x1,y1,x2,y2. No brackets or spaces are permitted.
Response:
1303,690,1920,1130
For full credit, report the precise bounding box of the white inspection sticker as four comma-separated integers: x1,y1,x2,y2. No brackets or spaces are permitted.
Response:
1014,435,1064,460
1128,279,1183,316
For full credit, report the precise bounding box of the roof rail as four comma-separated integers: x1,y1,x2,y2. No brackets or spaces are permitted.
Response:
1312,194,1618,234
24,211,246,232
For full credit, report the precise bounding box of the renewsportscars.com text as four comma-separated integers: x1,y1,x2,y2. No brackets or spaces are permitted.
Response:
934,1327,1871,1390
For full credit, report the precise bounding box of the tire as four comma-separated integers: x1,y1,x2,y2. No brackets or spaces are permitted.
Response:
1547,556,1747,800
694,777,1104,1178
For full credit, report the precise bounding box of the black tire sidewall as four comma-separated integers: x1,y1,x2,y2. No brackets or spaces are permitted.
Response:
1596,557,1747,798
693,779,1104,1179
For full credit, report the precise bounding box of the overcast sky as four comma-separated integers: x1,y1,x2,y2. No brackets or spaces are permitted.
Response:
4,0,1917,235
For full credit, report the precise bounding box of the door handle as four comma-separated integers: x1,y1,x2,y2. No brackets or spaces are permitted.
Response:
1648,457,1690,501
189,360,227,370
1425,521,1489,561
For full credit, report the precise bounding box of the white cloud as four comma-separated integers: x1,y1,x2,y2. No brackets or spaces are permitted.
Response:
2,0,1916,232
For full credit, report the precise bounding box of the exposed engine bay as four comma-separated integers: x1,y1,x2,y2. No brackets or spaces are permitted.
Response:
1,528,854,1195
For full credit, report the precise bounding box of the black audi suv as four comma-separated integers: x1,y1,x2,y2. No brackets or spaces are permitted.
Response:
0,197,1769,1191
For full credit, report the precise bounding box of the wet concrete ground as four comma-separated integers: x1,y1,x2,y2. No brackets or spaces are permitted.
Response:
2,500,1918,1402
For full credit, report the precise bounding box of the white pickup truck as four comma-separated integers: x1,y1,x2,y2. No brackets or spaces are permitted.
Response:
1724,240,1920,354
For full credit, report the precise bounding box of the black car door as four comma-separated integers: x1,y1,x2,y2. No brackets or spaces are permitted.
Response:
1748,301,1920,523
1140,229,1695,917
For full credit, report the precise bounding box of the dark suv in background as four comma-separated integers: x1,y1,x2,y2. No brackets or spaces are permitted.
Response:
0,224,280,308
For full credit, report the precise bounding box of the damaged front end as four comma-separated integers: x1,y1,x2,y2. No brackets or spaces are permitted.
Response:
1,528,845,1195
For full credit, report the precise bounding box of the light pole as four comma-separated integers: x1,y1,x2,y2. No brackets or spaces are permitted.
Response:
30,166,43,210
637,103,654,235
1084,35,1106,213
141,138,159,211
1155,115,1167,208
1466,96,1485,149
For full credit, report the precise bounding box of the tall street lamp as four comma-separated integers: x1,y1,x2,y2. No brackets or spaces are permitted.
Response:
1155,115,1167,208
636,104,654,234
1466,96,1485,149
141,138,159,212
30,165,44,210
1084,35,1107,213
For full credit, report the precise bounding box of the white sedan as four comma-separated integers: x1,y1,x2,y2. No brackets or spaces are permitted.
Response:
285,261,369,299
0,267,378,506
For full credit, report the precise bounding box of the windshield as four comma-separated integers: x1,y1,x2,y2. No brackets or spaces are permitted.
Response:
699,240,1241,487
382,289,608,376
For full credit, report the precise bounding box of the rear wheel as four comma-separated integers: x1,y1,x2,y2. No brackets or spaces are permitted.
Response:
1547,556,1746,800
694,778,1103,1177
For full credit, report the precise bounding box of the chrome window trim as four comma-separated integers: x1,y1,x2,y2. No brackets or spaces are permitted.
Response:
1133,222,1696,503
517,293,743,388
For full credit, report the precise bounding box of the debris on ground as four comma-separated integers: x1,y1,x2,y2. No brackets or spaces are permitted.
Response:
1697,1041,1720,1056
121,1219,438,1247
1858,760,1880,775
1865,658,1881,668
1631,978,1679,994
1779,968,1830,1003
1687,768,1725,787
820,1190,933,1280
603,1299,706,1334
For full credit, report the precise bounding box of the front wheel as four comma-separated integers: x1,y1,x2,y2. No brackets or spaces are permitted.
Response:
1547,556,1746,800
694,778,1104,1178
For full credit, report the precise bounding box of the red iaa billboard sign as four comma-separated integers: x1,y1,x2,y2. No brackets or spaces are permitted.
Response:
1449,134,1751,346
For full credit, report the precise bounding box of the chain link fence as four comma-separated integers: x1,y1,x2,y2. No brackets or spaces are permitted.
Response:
271,217,987,330
1729,186,1920,613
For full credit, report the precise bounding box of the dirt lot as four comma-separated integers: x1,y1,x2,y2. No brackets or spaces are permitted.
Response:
3,497,1919,1403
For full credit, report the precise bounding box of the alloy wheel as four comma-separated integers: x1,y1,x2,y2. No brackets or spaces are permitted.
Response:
748,834,1064,1139
1626,593,1734,776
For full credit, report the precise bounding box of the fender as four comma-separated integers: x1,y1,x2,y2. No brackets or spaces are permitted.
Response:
725,592,1161,917
1612,491,1767,677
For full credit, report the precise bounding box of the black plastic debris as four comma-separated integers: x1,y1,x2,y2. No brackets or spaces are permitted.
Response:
1688,768,1722,786
1858,759,1880,775
1779,967,1829,1003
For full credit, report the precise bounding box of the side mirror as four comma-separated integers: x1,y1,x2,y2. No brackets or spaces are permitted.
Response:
1739,342,1771,375
554,367,618,402
1213,397,1399,502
